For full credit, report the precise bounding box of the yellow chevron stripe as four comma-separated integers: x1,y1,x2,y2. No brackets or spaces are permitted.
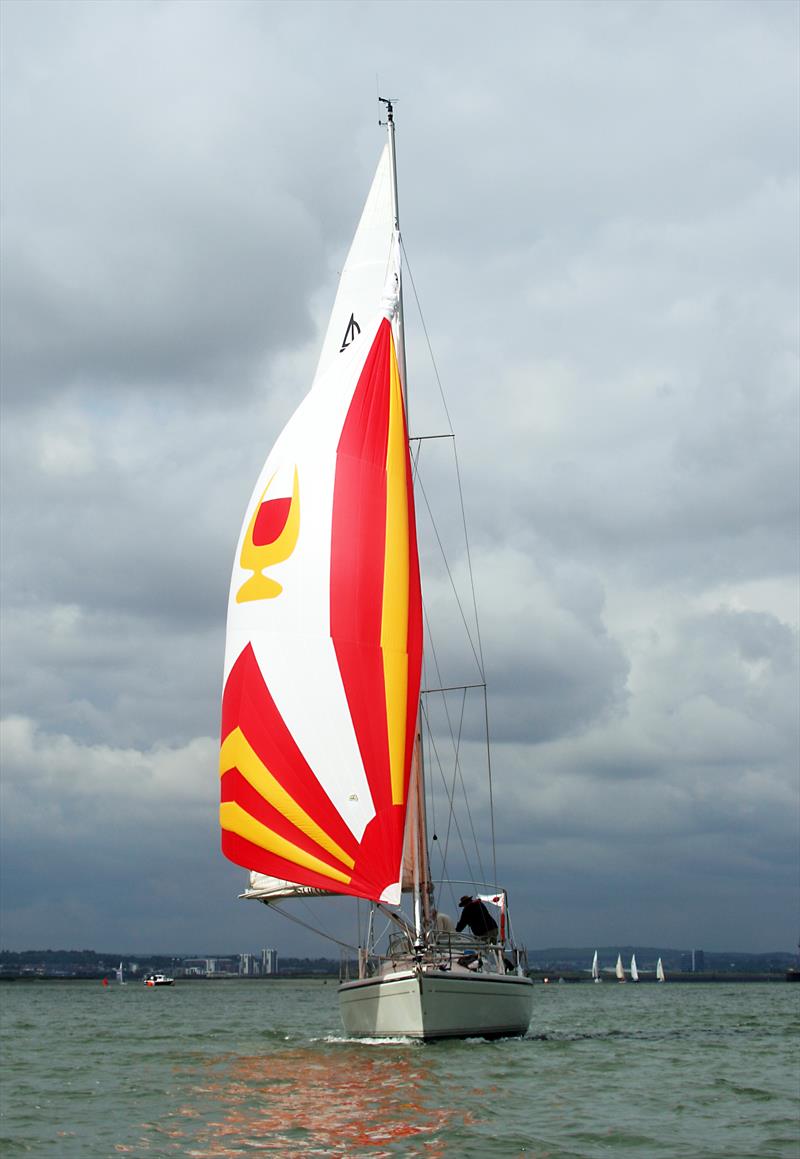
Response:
380,337,410,807
220,801,352,886
220,728,355,870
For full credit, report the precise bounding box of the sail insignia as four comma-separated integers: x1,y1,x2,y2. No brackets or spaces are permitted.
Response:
340,313,361,352
236,468,300,603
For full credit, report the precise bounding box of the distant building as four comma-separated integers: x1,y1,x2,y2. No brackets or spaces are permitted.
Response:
183,957,210,975
182,956,238,976
239,953,258,976
261,947,278,975
211,958,238,975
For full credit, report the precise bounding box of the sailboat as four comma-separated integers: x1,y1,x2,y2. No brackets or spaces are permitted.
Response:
591,950,601,982
630,953,639,982
219,102,533,1040
656,957,666,982
115,961,126,986
615,953,626,982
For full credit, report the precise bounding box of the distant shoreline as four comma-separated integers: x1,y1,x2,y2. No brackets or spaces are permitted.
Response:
0,971,792,984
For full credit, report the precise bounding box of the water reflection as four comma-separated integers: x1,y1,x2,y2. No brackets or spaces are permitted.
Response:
135,1045,475,1157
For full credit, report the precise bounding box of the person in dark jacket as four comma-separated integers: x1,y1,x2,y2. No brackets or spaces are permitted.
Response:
455,895,498,941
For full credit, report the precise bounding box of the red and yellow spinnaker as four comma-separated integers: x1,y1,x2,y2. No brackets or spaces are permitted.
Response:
221,157,422,904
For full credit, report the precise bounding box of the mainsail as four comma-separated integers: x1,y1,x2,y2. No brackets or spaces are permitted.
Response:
220,147,423,907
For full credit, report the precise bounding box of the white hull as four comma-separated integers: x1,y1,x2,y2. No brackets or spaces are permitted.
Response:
339,965,533,1040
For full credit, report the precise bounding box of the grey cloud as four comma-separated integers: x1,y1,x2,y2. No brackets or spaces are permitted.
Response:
1,0,797,955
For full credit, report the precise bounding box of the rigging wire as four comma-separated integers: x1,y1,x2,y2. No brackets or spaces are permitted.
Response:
419,692,483,888
411,453,484,681
268,901,360,952
413,432,488,896
428,686,468,881
420,645,487,888
450,434,486,676
482,684,498,890
401,235,482,676
401,237,455,434
405,240,498,897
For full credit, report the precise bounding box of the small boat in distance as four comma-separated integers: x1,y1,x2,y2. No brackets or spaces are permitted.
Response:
656,957,666,982
615,954,626,982
115,961,126,985
630,954,639,982
592,950,602,982
143,973,174,987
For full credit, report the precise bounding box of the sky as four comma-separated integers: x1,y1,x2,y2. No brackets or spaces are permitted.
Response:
1,0,798,958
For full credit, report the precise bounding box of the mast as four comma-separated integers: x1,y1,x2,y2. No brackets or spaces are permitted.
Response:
380,97,429,946
380,98,408,407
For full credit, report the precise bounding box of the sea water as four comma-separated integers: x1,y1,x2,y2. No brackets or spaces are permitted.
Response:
0,978,797,1157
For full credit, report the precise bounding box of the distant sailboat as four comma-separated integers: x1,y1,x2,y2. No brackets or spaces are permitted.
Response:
591,950,601,982
615,953,626,982
656,957,666,983
630,954,639,982
115,962,126,986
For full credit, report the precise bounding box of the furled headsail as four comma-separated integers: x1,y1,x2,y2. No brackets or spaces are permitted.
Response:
220,146,423,906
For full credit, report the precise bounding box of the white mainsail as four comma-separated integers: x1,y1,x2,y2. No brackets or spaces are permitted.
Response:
630,953,639,982
591,950,600,981
656,957,666,982
615,953,626,982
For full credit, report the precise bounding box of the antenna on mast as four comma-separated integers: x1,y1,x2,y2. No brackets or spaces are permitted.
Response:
377,95,405,395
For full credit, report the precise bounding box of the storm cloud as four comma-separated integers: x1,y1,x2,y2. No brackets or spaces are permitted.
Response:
1,0,797,956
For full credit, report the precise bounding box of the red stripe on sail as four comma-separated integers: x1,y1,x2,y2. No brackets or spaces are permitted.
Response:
222,831,353,896
220,768,350,872
222,645,358,863
222,826,410,901
331,320,393,822
330,319,423,898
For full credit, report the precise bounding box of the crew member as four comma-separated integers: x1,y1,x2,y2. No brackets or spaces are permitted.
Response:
455,895,498,941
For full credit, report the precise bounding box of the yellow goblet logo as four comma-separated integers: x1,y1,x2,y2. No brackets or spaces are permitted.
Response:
236,467,300,603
